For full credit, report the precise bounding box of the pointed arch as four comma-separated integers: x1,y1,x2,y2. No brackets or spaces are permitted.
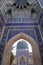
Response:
1,33,42,65
18,55,27,65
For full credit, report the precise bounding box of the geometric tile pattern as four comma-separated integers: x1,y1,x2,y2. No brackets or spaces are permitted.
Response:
0,12,43,65
0,0,43,64
0,24,43,65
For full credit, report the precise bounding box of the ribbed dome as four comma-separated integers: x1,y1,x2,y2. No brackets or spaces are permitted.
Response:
13,0,30,9
17,41,29,49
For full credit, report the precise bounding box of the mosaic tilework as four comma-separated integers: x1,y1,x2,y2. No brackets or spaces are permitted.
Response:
0,23,43,65
1,26,38,44
0,14,4,34
0,13,5,25
35,13,43,65
7,28,36,41
0,44,5,65
37,0,43,8
0,12,43,65
39,44,43,64
38,12,43,65
6,18,38,24
38,12,43,24
0,13,5,41
0,0,43,64
5,22,38,26
0,26,42,46
1,28,8,45
34,27,42,43
39,12,43,41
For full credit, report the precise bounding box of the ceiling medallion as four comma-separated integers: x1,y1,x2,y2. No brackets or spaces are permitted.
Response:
13,0,30,9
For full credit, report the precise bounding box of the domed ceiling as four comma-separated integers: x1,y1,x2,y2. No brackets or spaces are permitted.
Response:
0,0,42,23
17,41,29,49
0,0,43,8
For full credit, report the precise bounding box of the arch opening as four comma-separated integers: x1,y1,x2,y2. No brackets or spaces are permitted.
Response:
1,33,42,65
12,39,32,56
11,39,33,65
18,55,27,65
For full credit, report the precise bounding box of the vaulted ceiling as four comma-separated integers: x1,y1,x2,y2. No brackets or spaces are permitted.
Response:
0,0,43,42
0,0,43,9
0,0,43,25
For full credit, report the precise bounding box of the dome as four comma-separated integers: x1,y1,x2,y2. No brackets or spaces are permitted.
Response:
17,41,29,49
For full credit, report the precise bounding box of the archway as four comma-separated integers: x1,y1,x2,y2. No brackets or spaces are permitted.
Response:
1,33,42,65
18,55,27,65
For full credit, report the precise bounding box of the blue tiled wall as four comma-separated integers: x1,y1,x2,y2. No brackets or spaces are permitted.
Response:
0,13,43,65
